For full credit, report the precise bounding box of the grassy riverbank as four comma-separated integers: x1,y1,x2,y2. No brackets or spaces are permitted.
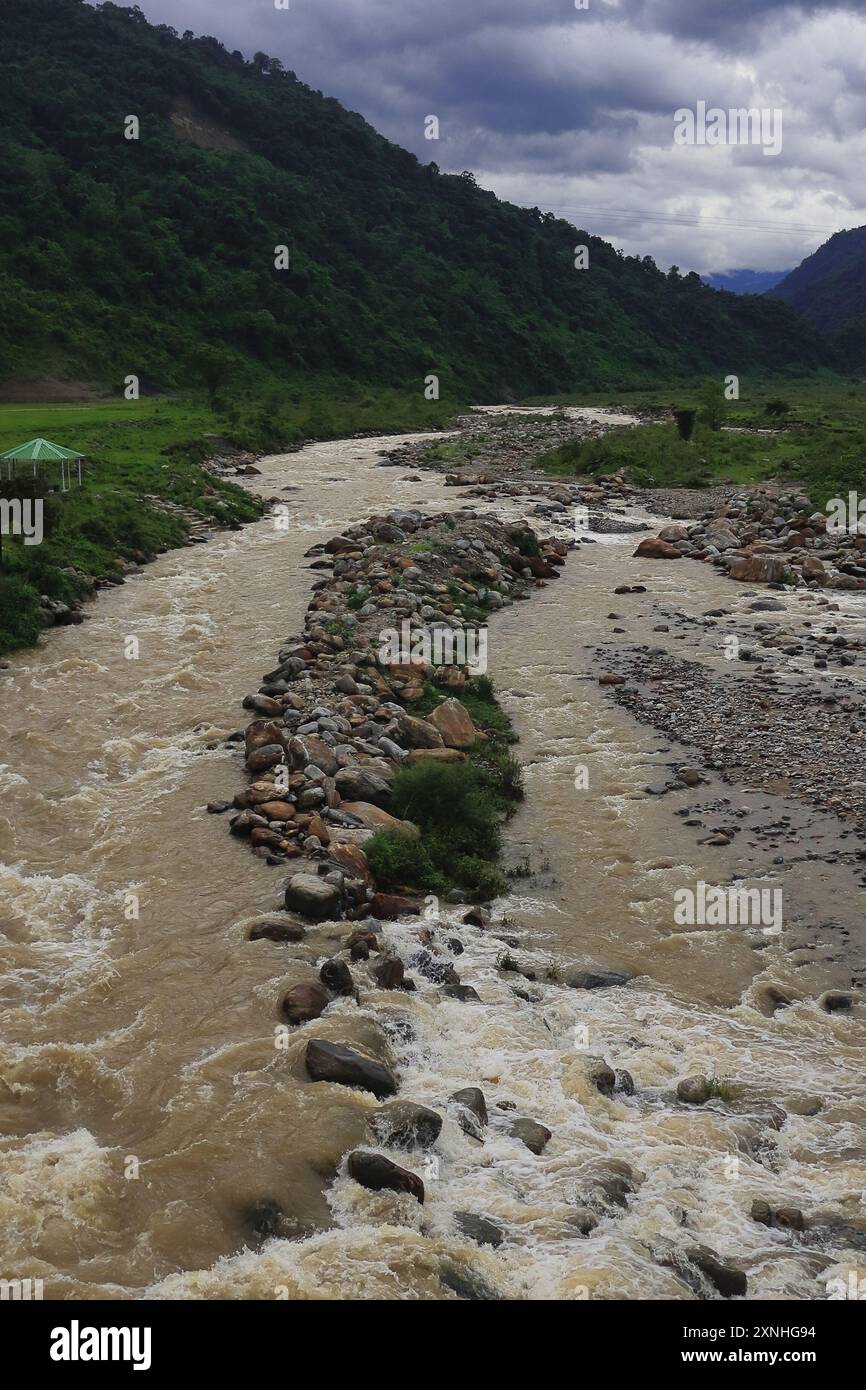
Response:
0,389,458,655
538,377,866,504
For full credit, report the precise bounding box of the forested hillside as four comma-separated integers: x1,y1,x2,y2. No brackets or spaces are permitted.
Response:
0,0,831,397
770,226,866,371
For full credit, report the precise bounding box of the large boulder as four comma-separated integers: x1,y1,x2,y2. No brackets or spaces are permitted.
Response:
450,1086,488,1138
370,892,422,921
427,698,478,749
246,744,285,774
684,1245,747,1298
455,1212,504,1248
405,747,467,765
565,968,631,991
340,802,418,836
347,1150,424,1203
319,959,355,996
281,982,330,1026
634,538,683,560
727,554,790,584
703,525,740,551
370,1100,443,1150
677,1074,710,1105
335,766,393,807
305,1039,397,1098
247,916,305,943
397,714,445,749
284,873,341,921
507,1117,551,1154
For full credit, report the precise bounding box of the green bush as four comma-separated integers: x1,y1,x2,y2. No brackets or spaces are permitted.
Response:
508,526,541,558
391,760,502,860
346,586,370,610
0,573,43,653
451,855,507,900
364,831,444,893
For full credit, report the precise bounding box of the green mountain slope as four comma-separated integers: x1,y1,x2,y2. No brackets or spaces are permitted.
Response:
769,226,866,370
0,0,832,397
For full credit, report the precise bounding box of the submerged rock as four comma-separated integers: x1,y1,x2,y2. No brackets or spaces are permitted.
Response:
565,968,631,990
247,917,305,943
677,1074,710,1105
456,1212,505,1248
506,1117,551,1154
369,1100,443,1150
305,1039,397,1098
450,1086,488,1139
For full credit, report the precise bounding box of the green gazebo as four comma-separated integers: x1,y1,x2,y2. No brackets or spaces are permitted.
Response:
0,437,86,491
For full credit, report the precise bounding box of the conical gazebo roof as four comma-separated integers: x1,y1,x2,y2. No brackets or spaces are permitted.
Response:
0,437,85,461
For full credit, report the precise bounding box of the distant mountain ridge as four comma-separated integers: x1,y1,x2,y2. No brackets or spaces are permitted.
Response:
702,269,790,295
0,0,833,395
770,227,866,369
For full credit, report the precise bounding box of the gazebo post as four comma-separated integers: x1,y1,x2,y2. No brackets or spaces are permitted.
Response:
77,459,82,487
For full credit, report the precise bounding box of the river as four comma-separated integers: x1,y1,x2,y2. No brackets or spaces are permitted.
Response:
1,418,863,1300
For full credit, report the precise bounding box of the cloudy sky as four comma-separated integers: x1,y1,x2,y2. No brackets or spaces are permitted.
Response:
130,0,866,275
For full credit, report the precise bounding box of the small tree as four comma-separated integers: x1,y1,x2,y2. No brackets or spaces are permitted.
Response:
194,347,233,407
698,377,725,432
673,408,697,441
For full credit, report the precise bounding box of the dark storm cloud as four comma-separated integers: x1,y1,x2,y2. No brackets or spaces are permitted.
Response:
129,0,866,273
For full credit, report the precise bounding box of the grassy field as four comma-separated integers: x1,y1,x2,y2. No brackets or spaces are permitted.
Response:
0,388,460,655
536,376,866,502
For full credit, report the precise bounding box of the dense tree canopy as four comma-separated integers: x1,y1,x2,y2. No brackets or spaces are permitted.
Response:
0,0,832,396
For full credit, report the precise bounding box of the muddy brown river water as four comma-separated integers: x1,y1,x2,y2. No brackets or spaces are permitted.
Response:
1,420,864,1299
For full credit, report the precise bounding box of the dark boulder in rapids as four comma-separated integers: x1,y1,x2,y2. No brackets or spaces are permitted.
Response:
450,1086,488,1139
456,1212,505,1248
565,968,632,990
347,1150,424,1203
281,982,329,1026
369,1100,442,1150
319,958,354,995
305,1039,397,1098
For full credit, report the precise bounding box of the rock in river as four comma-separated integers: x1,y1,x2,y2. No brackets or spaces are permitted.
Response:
347,1150,424,1203
369,1100,443,1150
284,872,341,921
281,982,330,1026
506,1117,551,1154
305,1039,397,1098
565,968,631,990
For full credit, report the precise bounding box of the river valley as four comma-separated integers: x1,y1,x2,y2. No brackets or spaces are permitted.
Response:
1,413,864,1301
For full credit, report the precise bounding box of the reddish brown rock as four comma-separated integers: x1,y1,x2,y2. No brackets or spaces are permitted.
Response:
248,918,305,943
329,842,373,884
427,698,477,749
281,982,330,1025
370,892,422,920
245,720,287,755
341,802,419,836
306,814,330,844
397,714,444,749
405,747,466,765
634,538,683,560
727,554,790,583
257,800,296,820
